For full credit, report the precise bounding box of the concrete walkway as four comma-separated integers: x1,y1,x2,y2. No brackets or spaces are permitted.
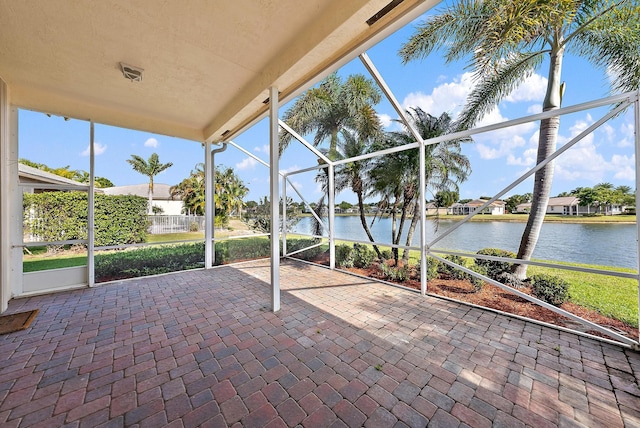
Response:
1,259,638,427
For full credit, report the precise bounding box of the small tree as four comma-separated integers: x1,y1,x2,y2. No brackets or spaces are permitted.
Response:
127,153,173,214
244,196,299,233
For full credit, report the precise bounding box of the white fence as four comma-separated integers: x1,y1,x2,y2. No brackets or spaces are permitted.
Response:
148,215,205,234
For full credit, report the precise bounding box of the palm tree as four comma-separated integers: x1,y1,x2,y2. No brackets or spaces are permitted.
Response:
171,164,248,222
335,130,382,258
215,166,248,218
280,72,383,159
371,109,471,265
127,153,173,214
171,164,206,215
400,0,640,278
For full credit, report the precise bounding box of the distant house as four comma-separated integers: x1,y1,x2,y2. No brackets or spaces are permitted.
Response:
102,183,183,215
426,202,448,215
448,199,505,215
515,196,624,215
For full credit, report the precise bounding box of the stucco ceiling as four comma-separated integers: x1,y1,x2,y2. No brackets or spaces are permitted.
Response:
0,0,437,143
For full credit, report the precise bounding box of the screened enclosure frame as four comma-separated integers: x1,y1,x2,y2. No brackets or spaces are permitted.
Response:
265,53,640,350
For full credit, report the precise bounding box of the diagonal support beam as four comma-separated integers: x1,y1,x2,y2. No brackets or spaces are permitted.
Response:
429,100,631,248
285,176,327,232
279,120,333,165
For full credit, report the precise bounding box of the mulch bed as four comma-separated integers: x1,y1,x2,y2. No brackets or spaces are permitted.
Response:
296,253,638,342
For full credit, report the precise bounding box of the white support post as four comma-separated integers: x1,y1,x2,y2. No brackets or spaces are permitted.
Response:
0,78,9,311
205,141,213,268
328,164,335,269
269,87,280,312
634,95,640,338
419,139,427,295
87,121,95,286
282,174,287,257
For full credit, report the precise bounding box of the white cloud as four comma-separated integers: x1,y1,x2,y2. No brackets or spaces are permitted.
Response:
611,154,635,181
80,142,107,156
555,139,607,181
553,114,635,183
279,165,301,175
378,113,393,128
254,144,270,153
402,71,546,121
402,72,474,117
507,147,537,166
236,157,257,170
144,138,158,148
287,180,303,191
504,74,547,103
617,121,634,148
472,107,536,161
600,123,615,145
403,72,538,164
527,104,542,115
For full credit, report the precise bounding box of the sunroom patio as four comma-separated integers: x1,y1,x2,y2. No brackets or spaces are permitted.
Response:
1,259,639,427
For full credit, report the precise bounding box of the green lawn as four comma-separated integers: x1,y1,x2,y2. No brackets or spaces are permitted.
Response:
528,262,638,327
23,254,87,272
146,231,204,243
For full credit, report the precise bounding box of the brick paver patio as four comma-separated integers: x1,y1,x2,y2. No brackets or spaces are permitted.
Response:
1,259,639,427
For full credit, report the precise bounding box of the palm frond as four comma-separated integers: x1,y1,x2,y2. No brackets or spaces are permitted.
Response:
570,2,640,93
456,51,544,130
399,0,489,64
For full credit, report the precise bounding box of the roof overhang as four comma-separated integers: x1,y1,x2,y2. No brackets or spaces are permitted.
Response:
0,0,438,143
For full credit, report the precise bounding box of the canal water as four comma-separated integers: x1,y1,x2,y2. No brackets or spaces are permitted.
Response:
293,216,638,269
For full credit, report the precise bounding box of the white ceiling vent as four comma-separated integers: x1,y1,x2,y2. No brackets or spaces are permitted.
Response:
120,62,144,82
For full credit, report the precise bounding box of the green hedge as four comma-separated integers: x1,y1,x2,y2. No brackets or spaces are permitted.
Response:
94,237,318,282
24,192,148,246
96,242,205,282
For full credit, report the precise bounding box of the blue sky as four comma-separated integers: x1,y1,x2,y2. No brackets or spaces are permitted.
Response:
19,6,636,206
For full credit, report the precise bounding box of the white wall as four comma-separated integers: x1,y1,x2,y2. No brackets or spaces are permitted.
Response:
0,79,19,311
152,200,184,216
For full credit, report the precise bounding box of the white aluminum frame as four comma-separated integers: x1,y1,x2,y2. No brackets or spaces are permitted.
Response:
274,51,640,348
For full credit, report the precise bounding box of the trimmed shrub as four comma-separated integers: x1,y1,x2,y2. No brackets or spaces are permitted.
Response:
531,274,569,306
475,248,516,280
380,250,393,260
336,244,354,268
380,263,410,282
286,239,323,261
496,272,525,289
426,258,440,281
468,264,488,291
438,255,468,280
352,243,375,268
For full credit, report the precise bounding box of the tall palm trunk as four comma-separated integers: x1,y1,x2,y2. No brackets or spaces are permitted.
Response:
390,198,399,263
356,189,382,258
147,180,154,215
395,186,415,265
514,48,564,279
402,202,420,264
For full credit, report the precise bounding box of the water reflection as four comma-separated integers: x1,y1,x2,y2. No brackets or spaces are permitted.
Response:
293,217,638,268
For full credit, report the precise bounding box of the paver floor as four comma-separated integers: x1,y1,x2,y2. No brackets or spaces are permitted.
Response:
1,259,639,427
